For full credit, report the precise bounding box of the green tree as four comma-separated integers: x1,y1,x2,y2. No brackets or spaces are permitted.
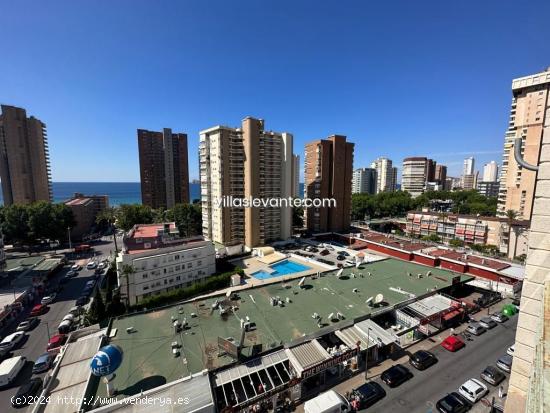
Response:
449,239,464,248
292,206,304,228
86,293,107,324
116,204,154,231
0,204,32,245
106,293,126,317
120,264,135,309
96,206,119,252
166,203,202,237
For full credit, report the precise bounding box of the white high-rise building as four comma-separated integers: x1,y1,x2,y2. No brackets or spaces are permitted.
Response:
482,161,499,182
402,157,427,197
199,117,295,250
463,156,475,176
370,157,396,193
352,168,376,194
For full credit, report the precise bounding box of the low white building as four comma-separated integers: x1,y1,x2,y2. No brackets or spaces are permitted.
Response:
116,223,216,305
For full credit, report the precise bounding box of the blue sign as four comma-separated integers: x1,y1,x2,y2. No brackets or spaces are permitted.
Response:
90,344,123,377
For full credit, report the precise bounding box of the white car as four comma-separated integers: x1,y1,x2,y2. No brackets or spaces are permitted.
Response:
0,332,25,355
97,262,106,270
507,345,515,357
41,294,56,305
458,378,488,403
86,261,97,270
71,264,82,271
491,312,509,323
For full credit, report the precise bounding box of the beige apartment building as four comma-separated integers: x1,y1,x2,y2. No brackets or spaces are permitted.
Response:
304,135,354,233
498,67,550,219
402,157,428,197
0,105,52,205
505,68,550,413
199,117,295,250
370,157,397,193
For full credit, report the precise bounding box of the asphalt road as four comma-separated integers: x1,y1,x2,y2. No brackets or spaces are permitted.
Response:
359,315,518,413
0,239,114,412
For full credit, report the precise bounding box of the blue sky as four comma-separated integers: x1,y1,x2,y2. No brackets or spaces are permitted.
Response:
1,0,549,182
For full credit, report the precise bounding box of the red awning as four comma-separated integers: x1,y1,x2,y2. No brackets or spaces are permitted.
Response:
442,309,462,321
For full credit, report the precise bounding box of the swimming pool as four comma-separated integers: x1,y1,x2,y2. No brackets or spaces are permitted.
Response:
252,260,311,280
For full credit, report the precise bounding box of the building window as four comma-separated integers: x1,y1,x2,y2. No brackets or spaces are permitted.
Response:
142,273,148,279
176,276,181,281
187,263,192,269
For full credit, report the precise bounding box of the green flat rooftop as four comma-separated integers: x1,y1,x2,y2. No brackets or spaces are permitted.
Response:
101,258,472,400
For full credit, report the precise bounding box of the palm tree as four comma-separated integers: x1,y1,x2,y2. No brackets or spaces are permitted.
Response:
120,264,135,310
96,207,119,253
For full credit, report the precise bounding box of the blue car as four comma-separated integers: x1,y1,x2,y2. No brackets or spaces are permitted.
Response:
33,353,54,374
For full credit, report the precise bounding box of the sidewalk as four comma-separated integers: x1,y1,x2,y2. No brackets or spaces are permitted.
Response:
294,301,509,412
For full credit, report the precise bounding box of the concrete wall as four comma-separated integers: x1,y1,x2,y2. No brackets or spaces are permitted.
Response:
505,96,550,412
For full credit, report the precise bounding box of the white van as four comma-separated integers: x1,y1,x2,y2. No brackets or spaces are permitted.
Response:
0,356,26,388
304,390,351,413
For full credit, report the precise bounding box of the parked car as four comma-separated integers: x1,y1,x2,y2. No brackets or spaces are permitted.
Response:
491,313,508,323
336,255,346,261
320,249,330,256
0,332,25,355
97,262,106,270
11,377,43,407
76,296,89,306
435,392,471,413
47,334,67,352
41,294,57,305
351,382,386,409
381,365,412,387
458,378,488,404
479,317,497,329
32,353,54,374
480,365,505,386
496,354,513,373
442,335,465,352
86,261,97,270
16,318,39,332
339,251,350,257
70,264,82,271
66,270,77,278
30,304,48,317
0,356,27,388
467,323,487,336
507,345,515,357
409,350,438,370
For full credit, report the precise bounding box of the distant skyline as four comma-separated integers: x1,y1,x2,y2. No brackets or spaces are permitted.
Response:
1,0,549,182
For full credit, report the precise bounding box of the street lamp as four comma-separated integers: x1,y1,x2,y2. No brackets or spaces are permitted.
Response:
67,226,72,251
44,321,51,341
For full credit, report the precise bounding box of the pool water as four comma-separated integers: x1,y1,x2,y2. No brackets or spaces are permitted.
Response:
252,260,311,280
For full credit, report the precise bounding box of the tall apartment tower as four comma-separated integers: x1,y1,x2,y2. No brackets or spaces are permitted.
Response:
304,135,354,233
497,67,550,219
352,168,376,194
137,128,189,209
435,164,447,185
0,105,52,205
425,159,437,182
293,154,300,198
401,157,428,197
463,156,475,176
482,161,499,182
199,117,295,250
370,157,396,193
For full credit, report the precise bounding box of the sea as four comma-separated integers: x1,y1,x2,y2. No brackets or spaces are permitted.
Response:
0,182,305,206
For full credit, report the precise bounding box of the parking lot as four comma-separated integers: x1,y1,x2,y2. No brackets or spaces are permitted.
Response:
280,241,356,267
0,242,113,412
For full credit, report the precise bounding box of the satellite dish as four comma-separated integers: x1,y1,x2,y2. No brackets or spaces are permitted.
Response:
374,294,384,304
